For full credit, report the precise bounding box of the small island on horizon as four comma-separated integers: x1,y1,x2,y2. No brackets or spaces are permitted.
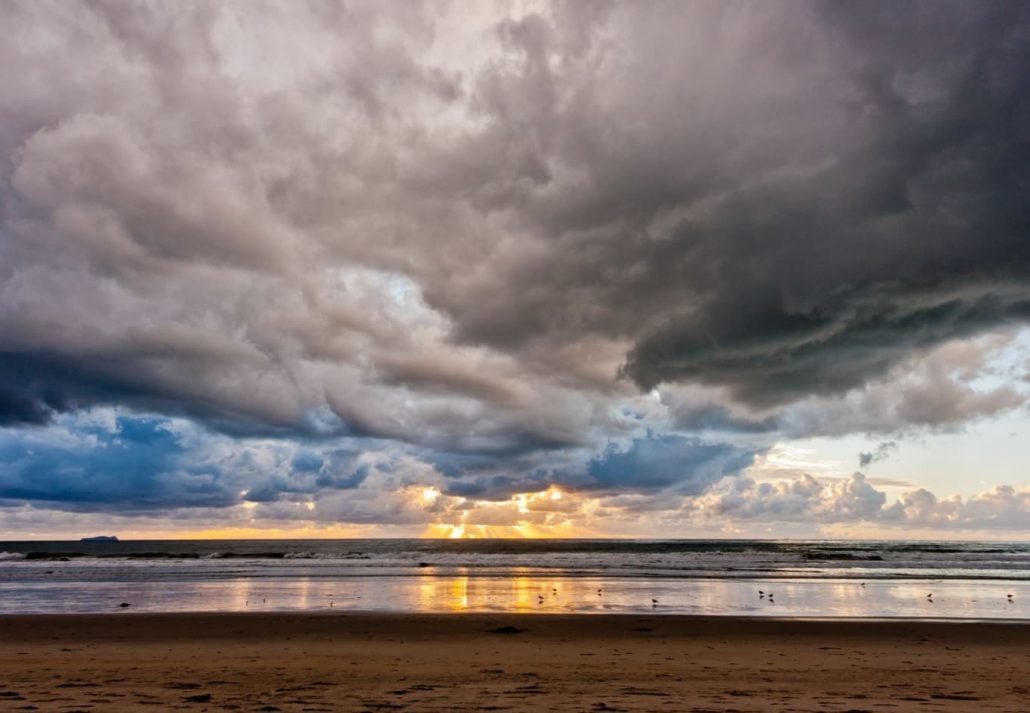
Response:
79,535,119,542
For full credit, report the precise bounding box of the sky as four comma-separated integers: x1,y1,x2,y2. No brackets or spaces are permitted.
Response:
1,0,1029,540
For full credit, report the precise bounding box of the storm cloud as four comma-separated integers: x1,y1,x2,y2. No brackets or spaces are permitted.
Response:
1,1,1029,531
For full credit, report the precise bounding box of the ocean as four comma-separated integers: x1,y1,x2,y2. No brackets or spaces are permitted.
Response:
1,539,1027,619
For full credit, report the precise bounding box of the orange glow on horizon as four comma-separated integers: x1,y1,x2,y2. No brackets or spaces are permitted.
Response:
25,484,605,541
416,483,599,538
171,524,376,540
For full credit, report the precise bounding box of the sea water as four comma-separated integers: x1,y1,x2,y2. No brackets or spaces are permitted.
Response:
0,539,1027,618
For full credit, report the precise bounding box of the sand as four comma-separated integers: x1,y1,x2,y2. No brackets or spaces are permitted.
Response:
0,613,1027,712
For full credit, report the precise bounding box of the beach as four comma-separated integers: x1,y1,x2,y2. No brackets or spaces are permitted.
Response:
3,539,1027,619
1,613,1027,712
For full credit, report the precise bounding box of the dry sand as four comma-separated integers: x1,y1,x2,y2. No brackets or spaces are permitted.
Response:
0,613,1027,712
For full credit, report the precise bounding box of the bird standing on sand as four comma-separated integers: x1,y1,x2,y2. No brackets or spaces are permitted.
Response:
651,598,659,607
1007,594,1013,602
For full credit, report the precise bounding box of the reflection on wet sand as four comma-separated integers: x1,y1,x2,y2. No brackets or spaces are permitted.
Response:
230,578,255,609
1,574,1027,618
414,568,576,612
417,570,471,611
451,575,468,610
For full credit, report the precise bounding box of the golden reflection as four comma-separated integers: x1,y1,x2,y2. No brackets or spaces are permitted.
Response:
416,573,437,610
511,570,537,611
450,575,469,610
416,574,471,611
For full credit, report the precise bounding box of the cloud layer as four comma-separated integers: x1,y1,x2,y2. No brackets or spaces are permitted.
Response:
1,1,1029,534
2,409,1026,539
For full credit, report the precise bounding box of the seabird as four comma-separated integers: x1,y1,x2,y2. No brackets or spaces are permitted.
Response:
651,598,659,607
1007,594,1013,601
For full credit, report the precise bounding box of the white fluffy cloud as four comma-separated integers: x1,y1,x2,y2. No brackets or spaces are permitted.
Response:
692,472,1029,533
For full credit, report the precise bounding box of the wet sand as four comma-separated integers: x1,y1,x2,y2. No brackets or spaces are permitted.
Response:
0,613,1028,711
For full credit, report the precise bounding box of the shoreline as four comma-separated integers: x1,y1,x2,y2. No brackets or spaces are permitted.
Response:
2,613,1028,711
4,609,1030,626
3,574,1025,618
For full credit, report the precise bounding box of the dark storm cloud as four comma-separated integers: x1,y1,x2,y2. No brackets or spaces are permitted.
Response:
666,401,777,435
446,0,1030,408
0,387,55,426
1,0,1029,506
659,332,1026,440
0,353,119,427
625,285,1030,407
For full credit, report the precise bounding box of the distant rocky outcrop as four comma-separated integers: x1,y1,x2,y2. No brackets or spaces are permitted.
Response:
80,535,119,542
